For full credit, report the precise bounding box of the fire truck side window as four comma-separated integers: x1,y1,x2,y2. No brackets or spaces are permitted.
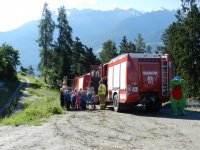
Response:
95,70,100,77
91,70,100,78
90,65,101,78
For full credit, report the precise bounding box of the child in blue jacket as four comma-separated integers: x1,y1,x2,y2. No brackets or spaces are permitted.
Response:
71,91,76,111
81,91,87,110
64,90,71,110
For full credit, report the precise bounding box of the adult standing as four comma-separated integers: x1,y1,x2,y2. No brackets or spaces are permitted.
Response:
98,79,106,109
87,82,94,108
60,81,67,108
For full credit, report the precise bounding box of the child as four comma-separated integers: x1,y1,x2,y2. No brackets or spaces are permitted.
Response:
87,82,94,108
90,91,98,110
76,90,81,110
64,90,71,110
71,91,76,111
81,90,87,110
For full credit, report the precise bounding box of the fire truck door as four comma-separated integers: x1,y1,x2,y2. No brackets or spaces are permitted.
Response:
140,63,160,92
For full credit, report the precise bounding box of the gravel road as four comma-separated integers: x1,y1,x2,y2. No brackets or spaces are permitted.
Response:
0,104,200,150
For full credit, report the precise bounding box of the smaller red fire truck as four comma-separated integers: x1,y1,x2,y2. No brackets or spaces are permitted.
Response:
73,53,173,112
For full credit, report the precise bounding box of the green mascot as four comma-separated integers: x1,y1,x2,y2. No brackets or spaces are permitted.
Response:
169,76,187,116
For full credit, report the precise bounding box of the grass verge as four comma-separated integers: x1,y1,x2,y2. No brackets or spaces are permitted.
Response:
0,75,65,126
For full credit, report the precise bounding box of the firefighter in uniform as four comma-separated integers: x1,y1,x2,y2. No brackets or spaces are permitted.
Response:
98,79,106,109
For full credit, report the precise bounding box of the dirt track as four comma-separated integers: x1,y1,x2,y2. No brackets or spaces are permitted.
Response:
0,105,200,150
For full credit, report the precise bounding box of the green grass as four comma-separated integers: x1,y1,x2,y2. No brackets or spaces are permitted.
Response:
0,75,65,126
27,88,43,97
1,97,64,126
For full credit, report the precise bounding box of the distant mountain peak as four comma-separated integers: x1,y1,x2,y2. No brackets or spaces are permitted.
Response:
146,7,177,13
125,8,144,16
68,8,143,16
0,8,176,75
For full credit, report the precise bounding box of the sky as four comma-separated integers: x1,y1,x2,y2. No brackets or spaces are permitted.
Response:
0,0,181,32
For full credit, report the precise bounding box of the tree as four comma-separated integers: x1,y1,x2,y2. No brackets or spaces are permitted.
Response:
37,2,55,83
54,6,73,82
135,33,146,53
27,65,34,75
162,0,200,97
71,37,101,77
119,36,128,54
99,40,118,63
182,3,200,96
146,44,152,54
20,66,28,73
83,46,101,73
119,36,136,54
155,45,166,54
127,41,136,53
0,43,20,80
71,37,86,76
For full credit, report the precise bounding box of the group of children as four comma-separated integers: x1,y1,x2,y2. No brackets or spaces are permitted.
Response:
60,82,98,111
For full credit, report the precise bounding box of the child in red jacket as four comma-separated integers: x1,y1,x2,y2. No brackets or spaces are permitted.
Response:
76,90,81,110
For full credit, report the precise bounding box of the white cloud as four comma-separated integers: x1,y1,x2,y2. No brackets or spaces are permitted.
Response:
0,0,100,31
0,0,45,31
47,0,98,10
0,0,180,31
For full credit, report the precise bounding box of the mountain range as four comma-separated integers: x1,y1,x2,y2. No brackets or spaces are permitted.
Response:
0,8,177,73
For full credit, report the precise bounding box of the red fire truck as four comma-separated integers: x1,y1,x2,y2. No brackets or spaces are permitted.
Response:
73,53,173,112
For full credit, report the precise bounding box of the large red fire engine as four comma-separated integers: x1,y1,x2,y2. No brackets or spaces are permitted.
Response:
73,53,173,112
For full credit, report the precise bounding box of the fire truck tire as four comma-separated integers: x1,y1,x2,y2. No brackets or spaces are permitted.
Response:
113,94,121,112
145,100,162,112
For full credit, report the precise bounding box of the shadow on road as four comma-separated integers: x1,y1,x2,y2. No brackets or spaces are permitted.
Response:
120,104,200,121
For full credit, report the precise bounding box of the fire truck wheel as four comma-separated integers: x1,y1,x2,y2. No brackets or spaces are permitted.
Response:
113,94,121,112
145,100,162,112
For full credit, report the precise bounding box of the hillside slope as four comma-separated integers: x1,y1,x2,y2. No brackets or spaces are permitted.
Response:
0,9,176,73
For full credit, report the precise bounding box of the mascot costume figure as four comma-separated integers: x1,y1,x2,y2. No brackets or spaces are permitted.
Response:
169,76,187,116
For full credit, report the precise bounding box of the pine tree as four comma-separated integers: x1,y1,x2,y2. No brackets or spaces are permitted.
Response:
135,33,146,53
127,41,136,53
71,37,85,76
37,3,55,83
119,36,128,54
183,3,200,96
146,45,152,54
155,45,166,54
83,46,101,73
99,40,118,63
119,36,136,54
55,6,73,81
162,0,200,97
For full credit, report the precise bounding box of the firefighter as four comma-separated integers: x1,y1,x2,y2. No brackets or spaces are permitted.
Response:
98,79,106,109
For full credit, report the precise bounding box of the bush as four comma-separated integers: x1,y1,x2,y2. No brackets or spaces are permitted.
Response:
19,71,26,76
48,105,64,114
